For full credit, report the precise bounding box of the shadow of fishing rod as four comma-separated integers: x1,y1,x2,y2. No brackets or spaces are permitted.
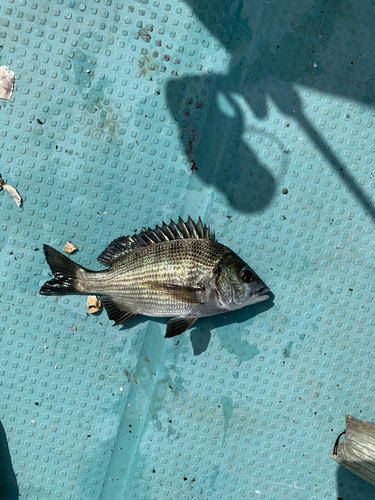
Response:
296,111,375,221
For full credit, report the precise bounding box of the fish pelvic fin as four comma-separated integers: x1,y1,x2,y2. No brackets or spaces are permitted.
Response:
165,317,197,338
39,244,89,296
101,297,137,326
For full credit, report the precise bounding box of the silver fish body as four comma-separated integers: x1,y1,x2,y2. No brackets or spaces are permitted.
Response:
40,217,270,337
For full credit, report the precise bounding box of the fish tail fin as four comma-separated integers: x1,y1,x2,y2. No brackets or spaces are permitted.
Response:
39,244,89,296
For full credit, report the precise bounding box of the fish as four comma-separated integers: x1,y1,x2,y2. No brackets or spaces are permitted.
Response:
39,216,270,337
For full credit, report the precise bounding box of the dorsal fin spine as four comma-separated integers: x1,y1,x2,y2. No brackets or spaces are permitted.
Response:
178,217,190,238
139,233,155,245
196,217,204,238
170,220,184,238
188,216,199,238
148,229,162,243
161,223,175,240
155,225,169,241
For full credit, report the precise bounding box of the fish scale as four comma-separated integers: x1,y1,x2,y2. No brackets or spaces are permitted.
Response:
40,217,270,337
84,239,227,316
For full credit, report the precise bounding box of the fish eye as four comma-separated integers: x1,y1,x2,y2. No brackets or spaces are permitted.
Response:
241,269,254,283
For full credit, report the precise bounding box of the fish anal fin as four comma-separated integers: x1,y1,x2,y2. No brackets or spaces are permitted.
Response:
149,283,205,304
101,297,137,326
165,317,197,338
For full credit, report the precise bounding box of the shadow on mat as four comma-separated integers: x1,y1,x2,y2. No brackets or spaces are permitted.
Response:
190,291,274,356
117,292,274,357
0,421,19,500
337,464,375,500
165,0,375,219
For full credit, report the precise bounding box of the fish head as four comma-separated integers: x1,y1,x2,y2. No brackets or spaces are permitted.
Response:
214,252,270,311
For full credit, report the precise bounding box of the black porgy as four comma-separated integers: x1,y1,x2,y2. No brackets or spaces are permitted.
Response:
40,217,270,337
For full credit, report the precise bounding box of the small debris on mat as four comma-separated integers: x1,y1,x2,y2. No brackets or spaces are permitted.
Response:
71,326,77,331
87,296,102,314
0,175,22,207
282,188,288,195
0,66,15,100
63,241,78,254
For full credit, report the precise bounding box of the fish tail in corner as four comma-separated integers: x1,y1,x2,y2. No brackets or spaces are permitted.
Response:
39,244,89,296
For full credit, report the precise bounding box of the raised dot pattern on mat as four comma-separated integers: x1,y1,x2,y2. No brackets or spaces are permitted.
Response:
0,1,374,500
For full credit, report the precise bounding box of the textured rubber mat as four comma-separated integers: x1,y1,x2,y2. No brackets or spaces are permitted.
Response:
0,0,374,499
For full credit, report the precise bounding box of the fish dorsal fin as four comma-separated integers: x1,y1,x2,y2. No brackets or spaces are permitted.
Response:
97,216,212,266
97,234,148,266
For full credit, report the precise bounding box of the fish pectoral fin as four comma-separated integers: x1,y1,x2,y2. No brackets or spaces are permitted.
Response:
101,297,137,326
149,283,206,304
165,317,197,338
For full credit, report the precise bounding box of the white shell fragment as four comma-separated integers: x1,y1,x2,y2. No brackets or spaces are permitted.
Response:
0,177,22,207
87,296,102,314
0,66,15,100
63,241,78,254
331,415,375,487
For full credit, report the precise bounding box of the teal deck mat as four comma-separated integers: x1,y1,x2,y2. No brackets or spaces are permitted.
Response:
0,0,374,499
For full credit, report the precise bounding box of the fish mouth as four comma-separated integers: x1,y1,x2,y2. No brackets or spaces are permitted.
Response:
254,286,270,301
